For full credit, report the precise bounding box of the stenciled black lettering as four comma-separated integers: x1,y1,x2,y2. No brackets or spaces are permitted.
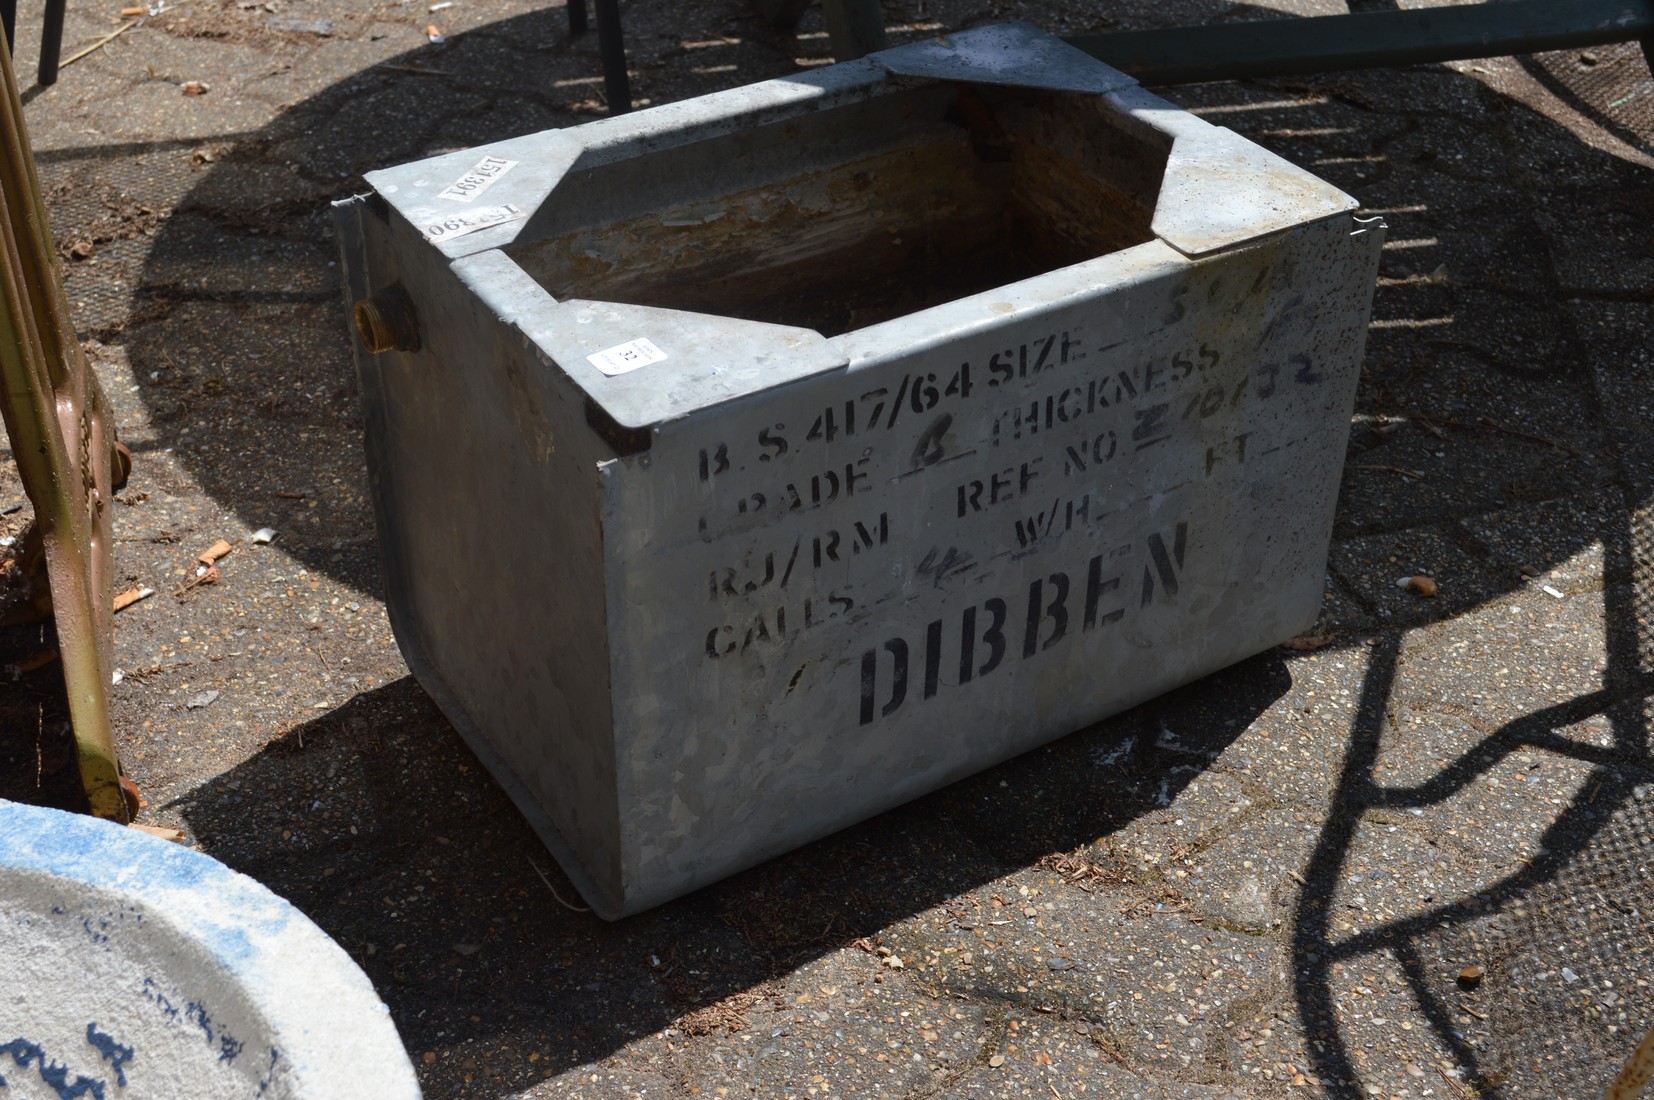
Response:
757,425,787,461
911,412,953,468
839,522,1193,718
1085,555,1123,629
1022,572,1069,658
1141,522,1189,606
882,639,908,718
1292,353,1323,386
979,598,1007,676
852,514,888,553
1133,403,1170,448
858,637,909,723
924,620,942,699
859,649,877,725
1256,363,1279,398
698,443,729,482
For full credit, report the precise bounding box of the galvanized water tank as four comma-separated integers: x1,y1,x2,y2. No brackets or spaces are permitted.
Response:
334,22,1383,918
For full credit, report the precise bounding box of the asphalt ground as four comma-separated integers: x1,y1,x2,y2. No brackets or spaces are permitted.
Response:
1,0,1652,1096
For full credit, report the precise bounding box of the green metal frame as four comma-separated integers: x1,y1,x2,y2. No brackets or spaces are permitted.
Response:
1068,0,1654,85
760,0,1654,80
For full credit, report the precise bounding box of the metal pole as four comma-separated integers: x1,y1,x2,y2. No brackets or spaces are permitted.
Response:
1068,0,1654,84
754,0,812,28
823,0,888,60
592,0,630,114
38,0,66,85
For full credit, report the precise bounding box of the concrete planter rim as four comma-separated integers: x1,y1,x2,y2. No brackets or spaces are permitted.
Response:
0,798,421,1099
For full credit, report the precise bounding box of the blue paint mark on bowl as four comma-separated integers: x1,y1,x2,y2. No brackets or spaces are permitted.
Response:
0,801,296,970
84,1023,134,1087
0,1036,108,1100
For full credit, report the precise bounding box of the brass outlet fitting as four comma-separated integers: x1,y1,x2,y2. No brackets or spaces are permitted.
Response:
352,285,421,354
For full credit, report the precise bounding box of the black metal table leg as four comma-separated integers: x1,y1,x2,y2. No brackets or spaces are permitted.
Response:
754,0,811,28
822,0,887,59
592,0,629,114
567,0,587,37
39,0,65,85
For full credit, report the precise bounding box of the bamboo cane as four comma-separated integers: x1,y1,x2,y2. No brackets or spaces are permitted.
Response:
1609,1022,1654,1100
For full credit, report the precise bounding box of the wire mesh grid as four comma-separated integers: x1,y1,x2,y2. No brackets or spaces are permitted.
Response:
1528,40,1654,162
1488,775,1654,1097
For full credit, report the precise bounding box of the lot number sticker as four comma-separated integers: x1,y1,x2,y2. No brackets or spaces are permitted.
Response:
422,203,525,241
437,155,517,202
588,338,668,376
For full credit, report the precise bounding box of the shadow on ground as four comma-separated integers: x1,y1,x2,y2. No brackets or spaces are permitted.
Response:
171,653,1289,1093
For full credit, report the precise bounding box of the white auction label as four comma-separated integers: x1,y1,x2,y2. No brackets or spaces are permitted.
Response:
587,338,668,377
422,203,525,241
437,155,518,202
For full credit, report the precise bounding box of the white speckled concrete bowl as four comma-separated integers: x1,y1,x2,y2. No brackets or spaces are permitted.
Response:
0,799,421,1099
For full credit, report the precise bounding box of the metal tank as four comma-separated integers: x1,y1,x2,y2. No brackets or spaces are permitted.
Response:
334,22,1383,918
